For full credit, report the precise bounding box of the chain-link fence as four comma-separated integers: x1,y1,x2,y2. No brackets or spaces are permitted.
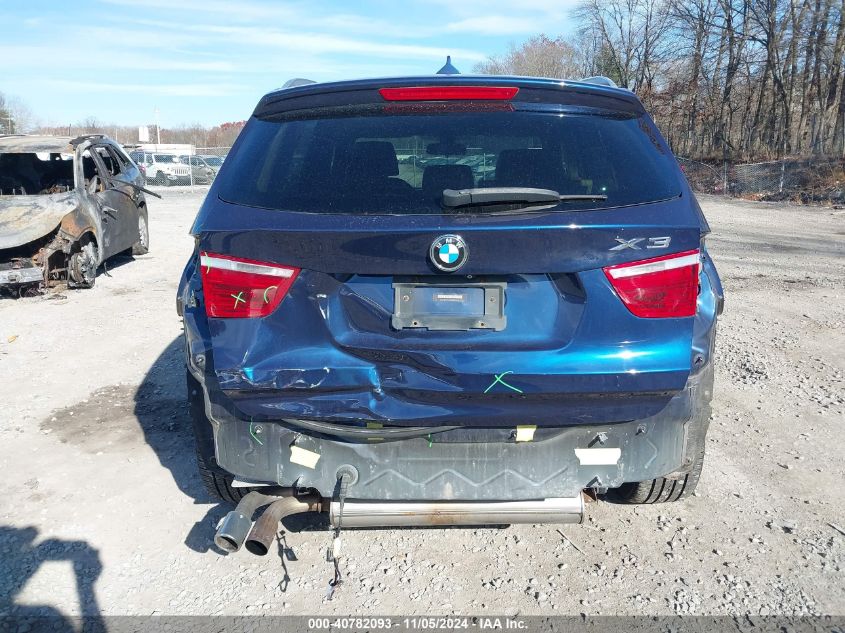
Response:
193,147,229,187
678,156,845,205
124,145,232,190
195,147,230,162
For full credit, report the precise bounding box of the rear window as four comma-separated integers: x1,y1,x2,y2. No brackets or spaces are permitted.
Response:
218,109,681,214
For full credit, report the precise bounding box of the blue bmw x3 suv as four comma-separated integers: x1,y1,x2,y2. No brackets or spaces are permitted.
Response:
178,72,722,545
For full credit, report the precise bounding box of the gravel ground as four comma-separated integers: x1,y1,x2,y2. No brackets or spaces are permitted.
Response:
0,190,842,617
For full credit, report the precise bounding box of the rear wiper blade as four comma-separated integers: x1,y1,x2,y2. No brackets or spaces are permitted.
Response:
442,187,607,209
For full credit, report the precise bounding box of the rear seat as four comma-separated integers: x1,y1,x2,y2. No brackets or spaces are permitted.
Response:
345,141,413,196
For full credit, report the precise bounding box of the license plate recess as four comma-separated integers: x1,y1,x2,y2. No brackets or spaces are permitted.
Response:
391,280,506,331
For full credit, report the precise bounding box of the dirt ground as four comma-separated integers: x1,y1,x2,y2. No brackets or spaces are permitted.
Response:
0,189,842,618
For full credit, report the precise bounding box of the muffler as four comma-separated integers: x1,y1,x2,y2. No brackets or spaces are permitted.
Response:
214,490,292,552
244,493,322,556
329,496,584,528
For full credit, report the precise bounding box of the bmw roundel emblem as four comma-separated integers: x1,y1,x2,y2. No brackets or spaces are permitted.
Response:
430,234,468,272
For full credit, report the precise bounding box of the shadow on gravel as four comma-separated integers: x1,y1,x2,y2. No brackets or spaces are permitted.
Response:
133,337,331,556
183,506,230,555
133,337,200,499
133,336,230,554
100,252,139,275
0,525,105,630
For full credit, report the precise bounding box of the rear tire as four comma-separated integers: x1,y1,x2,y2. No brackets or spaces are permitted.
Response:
187,369,252,505
612,445,705,504
195,446,251,505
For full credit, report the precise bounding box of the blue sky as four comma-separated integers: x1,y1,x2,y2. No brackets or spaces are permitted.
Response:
0,0,579,127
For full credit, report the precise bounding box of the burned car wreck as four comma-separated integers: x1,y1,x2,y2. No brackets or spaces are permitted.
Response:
0,134,155,294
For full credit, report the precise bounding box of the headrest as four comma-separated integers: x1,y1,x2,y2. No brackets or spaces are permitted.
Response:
348,141,399,179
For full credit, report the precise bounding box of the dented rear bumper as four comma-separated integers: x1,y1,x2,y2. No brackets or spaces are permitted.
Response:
193,360,712,501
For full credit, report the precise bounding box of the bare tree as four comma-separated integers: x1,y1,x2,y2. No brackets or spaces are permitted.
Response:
35,119,246,148
477,0,845,160
474,35,581,79
0,93,11,134
0,92,36,134
575,0,673,94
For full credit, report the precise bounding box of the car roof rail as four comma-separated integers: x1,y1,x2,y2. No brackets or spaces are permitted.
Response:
282,78,316,89
579,76,619,88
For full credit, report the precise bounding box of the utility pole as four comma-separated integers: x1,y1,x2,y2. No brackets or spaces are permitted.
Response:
154,106,161,147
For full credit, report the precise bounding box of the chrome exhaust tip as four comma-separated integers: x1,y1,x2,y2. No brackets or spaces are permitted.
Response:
214,511,253,552
213,490,295,553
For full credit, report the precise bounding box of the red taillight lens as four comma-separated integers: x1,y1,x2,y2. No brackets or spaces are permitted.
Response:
378,86,519,101
603,249,700,318
199,252,300,318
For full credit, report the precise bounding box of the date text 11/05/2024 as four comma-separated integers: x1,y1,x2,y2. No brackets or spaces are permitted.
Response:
307,617,528,630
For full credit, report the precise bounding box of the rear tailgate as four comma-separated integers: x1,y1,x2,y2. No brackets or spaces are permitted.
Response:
190,80,705,428
195,200,701,427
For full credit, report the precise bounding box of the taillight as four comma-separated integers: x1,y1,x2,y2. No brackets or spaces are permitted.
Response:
199,252,299,318
378,86,519,101
603,249,700,318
